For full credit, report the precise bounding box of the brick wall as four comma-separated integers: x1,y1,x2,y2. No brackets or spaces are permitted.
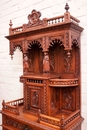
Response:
0,0,87,129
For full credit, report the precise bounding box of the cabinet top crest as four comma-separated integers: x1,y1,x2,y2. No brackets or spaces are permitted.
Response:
6,3,83,40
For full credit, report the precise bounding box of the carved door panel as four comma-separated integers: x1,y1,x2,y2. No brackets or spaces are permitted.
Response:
30,89,41,109
26,85,43,112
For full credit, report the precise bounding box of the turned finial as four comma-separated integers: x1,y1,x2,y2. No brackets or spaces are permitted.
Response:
65,3,69,12
9,20,13,28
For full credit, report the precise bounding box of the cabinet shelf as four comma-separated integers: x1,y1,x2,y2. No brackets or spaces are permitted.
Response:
49,78,79,87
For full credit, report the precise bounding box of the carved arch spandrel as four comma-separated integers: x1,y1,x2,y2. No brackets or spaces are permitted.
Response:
10,42,23,58
71,36,80,48
27,38,42,50
48,35,64,49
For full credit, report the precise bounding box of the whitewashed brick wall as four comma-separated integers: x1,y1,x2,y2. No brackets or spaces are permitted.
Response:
0,0,87,129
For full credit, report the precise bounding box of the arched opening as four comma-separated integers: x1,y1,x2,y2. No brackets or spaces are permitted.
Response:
49,39,64,75
27,42,43,74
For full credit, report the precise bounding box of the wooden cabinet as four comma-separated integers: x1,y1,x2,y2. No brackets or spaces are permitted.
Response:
1,3,84,130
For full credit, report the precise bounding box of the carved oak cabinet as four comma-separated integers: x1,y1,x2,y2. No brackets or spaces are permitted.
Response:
1,4,84,130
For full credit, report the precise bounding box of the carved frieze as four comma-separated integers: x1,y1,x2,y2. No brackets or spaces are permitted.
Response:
6,117,35,130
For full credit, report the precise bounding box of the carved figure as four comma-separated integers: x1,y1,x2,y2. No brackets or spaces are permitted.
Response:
23,55,29,74
43,52,50,73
